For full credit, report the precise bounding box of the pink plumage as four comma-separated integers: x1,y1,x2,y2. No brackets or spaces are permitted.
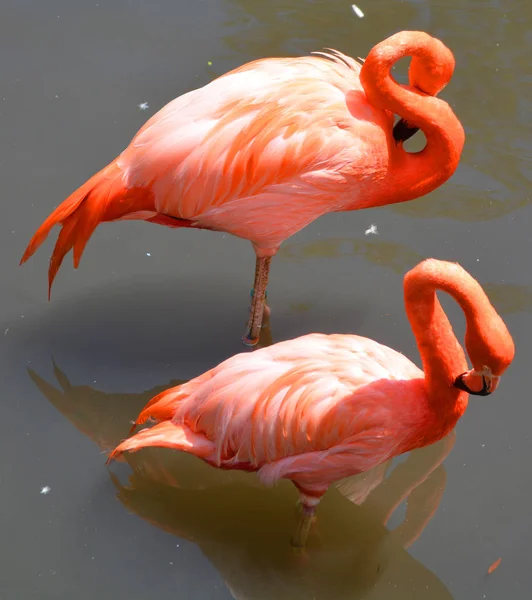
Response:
21,31,464,345
109,259,515,546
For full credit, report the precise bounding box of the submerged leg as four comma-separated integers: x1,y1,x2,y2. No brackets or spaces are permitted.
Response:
291,502,317,548
290,484,325,548
242,256,271,346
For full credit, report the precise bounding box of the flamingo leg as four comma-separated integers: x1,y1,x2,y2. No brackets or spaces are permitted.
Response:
242,256,271,346
291,501,317,548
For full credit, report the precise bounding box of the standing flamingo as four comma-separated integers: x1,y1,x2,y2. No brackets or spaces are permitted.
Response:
108,259,515,547
20,31,464,345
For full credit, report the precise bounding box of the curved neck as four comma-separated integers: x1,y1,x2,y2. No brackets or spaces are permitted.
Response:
359,33,465,204
404,259,514,398
402,262,490,417
404,272,467,390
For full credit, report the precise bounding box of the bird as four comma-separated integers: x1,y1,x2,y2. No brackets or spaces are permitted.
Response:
107,258,515,547
20,30,465,346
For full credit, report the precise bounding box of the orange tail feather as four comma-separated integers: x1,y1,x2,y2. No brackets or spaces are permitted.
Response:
128,378,209,434
107,421,215,464
128,389,182,435
20,160,155,298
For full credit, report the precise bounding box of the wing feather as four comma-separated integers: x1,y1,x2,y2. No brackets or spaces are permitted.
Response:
172,333,423,479
116,53,388,240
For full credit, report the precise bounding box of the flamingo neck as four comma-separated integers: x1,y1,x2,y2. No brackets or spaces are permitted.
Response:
359,32,465,205
403,262,483,417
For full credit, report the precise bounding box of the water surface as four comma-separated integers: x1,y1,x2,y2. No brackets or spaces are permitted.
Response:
2,0,531,598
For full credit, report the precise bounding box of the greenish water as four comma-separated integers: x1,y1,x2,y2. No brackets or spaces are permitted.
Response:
1,0,531,598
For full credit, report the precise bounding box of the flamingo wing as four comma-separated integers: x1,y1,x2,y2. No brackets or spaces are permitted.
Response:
124,334,423,485
117,54,389,249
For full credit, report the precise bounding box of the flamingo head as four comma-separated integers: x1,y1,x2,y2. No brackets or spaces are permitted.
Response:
453,337,515,397
453,366,500,397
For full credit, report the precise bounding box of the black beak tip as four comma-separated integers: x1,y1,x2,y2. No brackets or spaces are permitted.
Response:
453,374,468,391
453,373,492,397
393,119,420,144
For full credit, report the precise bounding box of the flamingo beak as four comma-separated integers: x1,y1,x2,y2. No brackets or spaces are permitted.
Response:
453,371,499,396
393,118,420,143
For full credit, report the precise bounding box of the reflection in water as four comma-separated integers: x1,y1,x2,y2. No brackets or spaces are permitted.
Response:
279,236,423,275
280,237,532,315
30,362,456,599
28,361,186,453
391,160,532,222
255,304,273,349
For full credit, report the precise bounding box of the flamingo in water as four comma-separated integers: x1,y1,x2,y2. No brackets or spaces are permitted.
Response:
108,259,515,547
20,30,464,345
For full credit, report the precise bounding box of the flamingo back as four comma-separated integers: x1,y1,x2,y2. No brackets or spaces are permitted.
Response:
117,54,393,251
143,334,425,484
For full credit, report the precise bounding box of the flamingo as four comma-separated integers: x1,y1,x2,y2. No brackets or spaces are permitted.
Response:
20,30,464,345
107,259,515,547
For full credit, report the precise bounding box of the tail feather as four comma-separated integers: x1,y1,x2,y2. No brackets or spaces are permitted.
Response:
47,215,79,299
20,185,88,266
107,421,215,464
129,389,182,434
20,160,156,297
128,376,212,435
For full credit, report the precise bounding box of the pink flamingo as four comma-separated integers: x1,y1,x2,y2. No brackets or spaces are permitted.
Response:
107,259,515,547
20,31,464,345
